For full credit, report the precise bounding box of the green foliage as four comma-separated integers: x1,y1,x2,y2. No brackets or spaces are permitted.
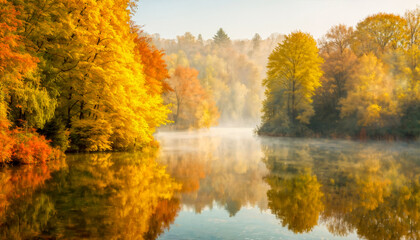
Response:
213,28,231,46
38,117,69,151
252,33,262,51
400,100,420,138
8,83,56,129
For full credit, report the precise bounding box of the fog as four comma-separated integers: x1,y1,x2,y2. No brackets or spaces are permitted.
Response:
156,128,269,214
155,127,420,238
152,31,284,129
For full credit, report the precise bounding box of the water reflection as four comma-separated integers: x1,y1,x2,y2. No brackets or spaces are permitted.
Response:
265,169,324,233
156,128,270,217
261,137,420,239
1,129,419,239
0,152,181,240
0,159,66,239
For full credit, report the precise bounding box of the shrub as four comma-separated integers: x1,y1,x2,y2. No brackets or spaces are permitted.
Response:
12,131,54,164
0,118,61,165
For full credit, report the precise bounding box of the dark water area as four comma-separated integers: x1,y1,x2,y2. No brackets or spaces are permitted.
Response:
1,128,419,239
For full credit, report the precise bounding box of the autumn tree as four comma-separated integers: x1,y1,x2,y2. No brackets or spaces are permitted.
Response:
0,0,53,128
403,8,420,85
6,0,172,151
258,31,323,136
166,66,219,129
340,53,399,134
155,29,269,126
133,28,171,95
352,13,406,56
0,0,37,85
311,25,357,133
396,8,420,138
177,32,197,51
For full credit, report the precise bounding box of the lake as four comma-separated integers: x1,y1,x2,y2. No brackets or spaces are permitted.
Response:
1,128,419,239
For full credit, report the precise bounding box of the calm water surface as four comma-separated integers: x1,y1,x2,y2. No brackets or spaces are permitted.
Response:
1,128,419,239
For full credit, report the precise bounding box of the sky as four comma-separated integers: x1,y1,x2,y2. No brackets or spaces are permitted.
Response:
132,0,419,40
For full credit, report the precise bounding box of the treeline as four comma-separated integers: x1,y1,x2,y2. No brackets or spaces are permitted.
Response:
153,29,284,127
258,9,420,139
0,0,171,158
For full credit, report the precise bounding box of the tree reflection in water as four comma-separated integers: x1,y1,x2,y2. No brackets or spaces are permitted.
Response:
265,169,324,233
0,158,66,239
1,130,419,239
0,151,181,240
261,138,420,239
157,129,270,216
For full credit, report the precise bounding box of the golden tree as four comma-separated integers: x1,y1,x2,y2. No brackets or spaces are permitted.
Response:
340,53,398,129
352,13,406,56
259,31,323,135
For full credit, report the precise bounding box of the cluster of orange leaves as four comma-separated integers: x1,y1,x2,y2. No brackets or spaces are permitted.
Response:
0,119,61,164
0,0,38,78
133,31,172,95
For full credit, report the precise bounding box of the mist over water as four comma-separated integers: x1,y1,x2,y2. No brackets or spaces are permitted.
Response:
155,128,420,239
1,128,419,239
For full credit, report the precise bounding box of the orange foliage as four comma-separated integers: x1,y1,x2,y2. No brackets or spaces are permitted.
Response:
172,67,205,104
169,66,219,129
12,134,53,164
0,0,38,81
134,29,171,95
0,118,60,165
0,119,14,164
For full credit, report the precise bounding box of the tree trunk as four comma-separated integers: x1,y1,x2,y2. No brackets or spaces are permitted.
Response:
79,99,84,120
291,80,295,125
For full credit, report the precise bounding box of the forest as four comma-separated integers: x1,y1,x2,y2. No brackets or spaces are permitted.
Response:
0,0,171,163
258,11,420,139
153,29,284,127
1,0,420,165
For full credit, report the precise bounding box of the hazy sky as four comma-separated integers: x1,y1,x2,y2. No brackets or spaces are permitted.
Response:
132,0,419,40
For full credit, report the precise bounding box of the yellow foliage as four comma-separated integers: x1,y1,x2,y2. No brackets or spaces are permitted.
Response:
262,31,323,129
352,13,406,56
12,0,171,150
71,119,113,151
340,53,398,127
266,170,324,233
